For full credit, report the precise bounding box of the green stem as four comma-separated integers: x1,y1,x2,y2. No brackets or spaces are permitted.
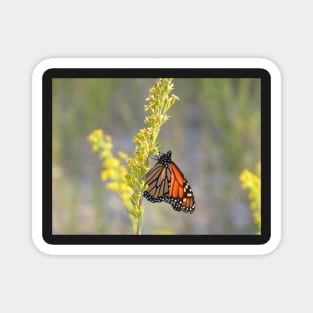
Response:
136,213,142,235
135,156,150,235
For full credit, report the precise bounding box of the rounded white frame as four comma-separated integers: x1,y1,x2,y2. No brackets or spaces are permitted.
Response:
32,58,281,255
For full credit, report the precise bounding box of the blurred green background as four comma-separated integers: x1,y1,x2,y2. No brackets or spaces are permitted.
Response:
52,78,261,235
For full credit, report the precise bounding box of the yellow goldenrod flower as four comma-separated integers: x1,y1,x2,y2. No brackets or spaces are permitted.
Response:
87,78,178,234
106,182,119,192
101,169,116,181
88,129,103,143
240,163,261,234
102,158,120,169
118,151,128,161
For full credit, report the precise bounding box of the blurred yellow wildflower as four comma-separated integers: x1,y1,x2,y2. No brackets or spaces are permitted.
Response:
239,163,261,234
87,130,134,222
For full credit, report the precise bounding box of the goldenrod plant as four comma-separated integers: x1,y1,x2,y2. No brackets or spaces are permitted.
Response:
239,163,261,234
88,78,179,234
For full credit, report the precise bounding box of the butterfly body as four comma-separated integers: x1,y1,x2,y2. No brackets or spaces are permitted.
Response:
143,151,195,214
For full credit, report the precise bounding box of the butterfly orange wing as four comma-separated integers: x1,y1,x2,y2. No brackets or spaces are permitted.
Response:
163,161,195,213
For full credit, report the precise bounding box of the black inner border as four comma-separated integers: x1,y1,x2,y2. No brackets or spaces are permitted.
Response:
43,68,271,245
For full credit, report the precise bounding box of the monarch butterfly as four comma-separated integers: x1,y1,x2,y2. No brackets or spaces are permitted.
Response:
143,151,195,213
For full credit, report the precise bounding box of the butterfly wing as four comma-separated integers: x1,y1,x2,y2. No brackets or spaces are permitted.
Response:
143,162,171,203
163,161,195,213
143,151,195,214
